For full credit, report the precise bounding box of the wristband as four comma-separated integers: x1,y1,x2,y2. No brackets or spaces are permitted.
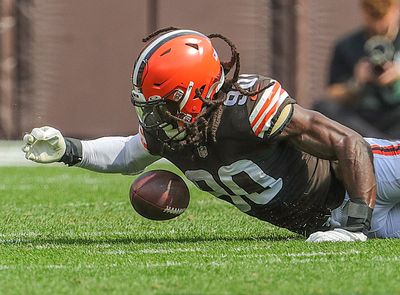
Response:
341,199,373,235
59,137,83,166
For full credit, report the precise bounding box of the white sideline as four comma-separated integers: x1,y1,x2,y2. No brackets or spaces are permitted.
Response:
0,140,61,167
1,255,398,272
283,250,361,257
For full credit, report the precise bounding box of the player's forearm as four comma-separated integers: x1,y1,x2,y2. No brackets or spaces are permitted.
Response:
314,126,376,234
282,105,375,234
285,105,376,206
70,135,160,174
335,134,376,208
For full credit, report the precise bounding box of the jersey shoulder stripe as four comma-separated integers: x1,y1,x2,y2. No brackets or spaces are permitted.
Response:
236,74,259,89
249,79,290,138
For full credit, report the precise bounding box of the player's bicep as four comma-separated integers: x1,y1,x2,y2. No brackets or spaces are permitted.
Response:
278,104,361,160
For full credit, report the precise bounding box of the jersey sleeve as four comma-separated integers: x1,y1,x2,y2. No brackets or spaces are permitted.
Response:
248,78,295,140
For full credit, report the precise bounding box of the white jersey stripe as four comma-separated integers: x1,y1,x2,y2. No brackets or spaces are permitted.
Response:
251,87,283,134
239,73,257,77
249,80,280,129
236,77,258,89
259,94,288,132
248,82,276,125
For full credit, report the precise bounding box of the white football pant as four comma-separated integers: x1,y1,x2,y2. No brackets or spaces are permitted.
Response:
331,138,400,238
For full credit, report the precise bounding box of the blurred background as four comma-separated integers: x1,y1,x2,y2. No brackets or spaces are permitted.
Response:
0,0,362,139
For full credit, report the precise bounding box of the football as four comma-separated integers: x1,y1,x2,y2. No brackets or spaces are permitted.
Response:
129,170,190,220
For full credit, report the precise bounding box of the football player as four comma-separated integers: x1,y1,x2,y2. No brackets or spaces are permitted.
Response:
22,28,400,241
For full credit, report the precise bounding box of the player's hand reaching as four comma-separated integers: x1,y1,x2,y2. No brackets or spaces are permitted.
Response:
22,126,66,163
306,228,367,242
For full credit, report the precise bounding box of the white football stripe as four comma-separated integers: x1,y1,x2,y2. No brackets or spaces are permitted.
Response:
163,206,186,215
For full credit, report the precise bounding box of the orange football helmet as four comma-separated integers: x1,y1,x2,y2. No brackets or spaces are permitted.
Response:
131,29,224,130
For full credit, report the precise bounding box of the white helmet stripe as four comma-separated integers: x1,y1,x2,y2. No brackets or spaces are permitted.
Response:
132,29,206,86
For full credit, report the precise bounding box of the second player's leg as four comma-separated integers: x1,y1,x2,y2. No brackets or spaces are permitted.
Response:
364,138,400,238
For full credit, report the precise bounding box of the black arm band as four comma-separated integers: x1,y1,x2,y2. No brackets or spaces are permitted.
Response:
59,137,83,166
341,199,373,235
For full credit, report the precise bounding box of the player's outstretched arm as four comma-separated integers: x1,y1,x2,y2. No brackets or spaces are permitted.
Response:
22,126,160,175
279,104,376,242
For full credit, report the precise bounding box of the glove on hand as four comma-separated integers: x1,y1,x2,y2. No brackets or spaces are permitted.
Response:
22,126,66,163
306,228,367,242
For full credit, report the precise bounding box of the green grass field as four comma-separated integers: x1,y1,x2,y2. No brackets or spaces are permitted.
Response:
1,164,400,295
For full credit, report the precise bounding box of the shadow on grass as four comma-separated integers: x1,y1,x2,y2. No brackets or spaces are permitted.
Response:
0,234,303,246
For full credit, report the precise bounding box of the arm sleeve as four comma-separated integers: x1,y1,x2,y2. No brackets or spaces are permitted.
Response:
76,134,161,174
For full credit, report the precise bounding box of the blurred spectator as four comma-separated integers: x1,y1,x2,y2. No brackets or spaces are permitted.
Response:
315,0,400,138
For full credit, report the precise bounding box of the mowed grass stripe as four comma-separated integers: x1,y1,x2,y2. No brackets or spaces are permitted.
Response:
0,166,400,295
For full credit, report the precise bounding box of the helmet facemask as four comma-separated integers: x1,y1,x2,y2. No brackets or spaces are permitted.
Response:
131,74,224,147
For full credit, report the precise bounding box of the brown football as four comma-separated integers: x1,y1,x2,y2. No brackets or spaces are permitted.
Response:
129,170,190,220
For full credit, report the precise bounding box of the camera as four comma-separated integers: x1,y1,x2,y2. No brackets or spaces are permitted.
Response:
364,36,395,75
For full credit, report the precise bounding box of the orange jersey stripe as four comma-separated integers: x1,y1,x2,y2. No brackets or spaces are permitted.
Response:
250,82,280,128
255,99,279,136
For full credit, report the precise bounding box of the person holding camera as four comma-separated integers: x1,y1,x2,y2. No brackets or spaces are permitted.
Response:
316,0,400,139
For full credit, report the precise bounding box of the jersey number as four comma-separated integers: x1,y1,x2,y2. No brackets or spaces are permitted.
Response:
185,160,283,212
224,91,247,106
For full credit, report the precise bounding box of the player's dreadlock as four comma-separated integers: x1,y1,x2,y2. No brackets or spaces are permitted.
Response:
142,26,181,42
141,27,272,152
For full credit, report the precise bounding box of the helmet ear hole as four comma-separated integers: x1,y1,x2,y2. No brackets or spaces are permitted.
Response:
193,85,206,101
198,85,206,96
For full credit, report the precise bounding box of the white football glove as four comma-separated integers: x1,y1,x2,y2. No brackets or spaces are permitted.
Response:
22,126,66,163
306,228,367,242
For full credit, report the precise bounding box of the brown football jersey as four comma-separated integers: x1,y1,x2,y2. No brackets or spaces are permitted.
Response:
143,75,345,235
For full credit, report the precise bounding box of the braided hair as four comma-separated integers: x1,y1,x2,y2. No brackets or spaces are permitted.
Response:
141,27,271,150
